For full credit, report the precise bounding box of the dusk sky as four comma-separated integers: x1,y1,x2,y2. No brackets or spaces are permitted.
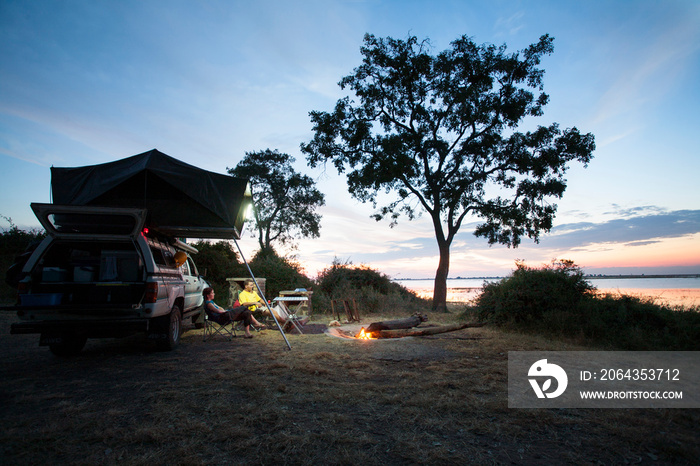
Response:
1,0,699,279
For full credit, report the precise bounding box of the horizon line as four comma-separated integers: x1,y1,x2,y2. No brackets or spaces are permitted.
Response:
395,273,700,280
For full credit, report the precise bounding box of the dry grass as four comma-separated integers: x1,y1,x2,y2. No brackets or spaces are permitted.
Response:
0,311,698,465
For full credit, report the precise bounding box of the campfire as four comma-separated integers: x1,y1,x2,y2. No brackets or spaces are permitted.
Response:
355,327,376,339
337,314,485,340
353,315,427,340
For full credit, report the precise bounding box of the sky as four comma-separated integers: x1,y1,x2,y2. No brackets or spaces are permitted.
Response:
1,0,699,279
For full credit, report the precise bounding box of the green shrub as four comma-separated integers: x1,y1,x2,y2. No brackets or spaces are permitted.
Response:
475,259,594,326
1,217,46,302
190,240,243,299
191,243,313,304
472,260,700,350
315,259,429,315
247,248,314,299
568,294,700,350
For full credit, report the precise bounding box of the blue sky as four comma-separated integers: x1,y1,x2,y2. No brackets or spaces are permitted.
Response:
1,0,699,278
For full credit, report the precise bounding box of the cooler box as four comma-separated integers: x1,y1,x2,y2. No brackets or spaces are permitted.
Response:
20,293,64,306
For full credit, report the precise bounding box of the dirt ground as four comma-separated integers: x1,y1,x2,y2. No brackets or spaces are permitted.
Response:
0,311,698,465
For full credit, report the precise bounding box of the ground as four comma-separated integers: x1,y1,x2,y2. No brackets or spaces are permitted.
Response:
0,311,697,465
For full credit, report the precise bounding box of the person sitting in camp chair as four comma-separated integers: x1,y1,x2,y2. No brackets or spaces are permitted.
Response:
203,287,263,339
238,279,309,328
237,279,274,326
237,279,267,313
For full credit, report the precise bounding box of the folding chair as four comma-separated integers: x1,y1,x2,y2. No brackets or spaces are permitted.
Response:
203,307,237,341
271,298,306,334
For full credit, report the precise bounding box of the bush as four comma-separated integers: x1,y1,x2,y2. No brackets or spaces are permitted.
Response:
247,248,314,299
472,259,700,350
190,240,243,299
569,294,700,350
475,259,594,326
314,259,429,315
1,217,46,302
190,243,313,303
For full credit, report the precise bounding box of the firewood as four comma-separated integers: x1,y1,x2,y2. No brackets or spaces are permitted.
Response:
376,321,486,338
365,314,428,333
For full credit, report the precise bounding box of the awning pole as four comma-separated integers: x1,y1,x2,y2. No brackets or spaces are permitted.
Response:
233,238,291,351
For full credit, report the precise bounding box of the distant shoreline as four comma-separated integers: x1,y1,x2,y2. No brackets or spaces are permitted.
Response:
400,276,700,307
585,274,700,280
395,274,700,281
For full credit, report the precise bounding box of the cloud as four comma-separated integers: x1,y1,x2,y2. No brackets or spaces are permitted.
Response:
591,6,700,127
545,209,700,248
494,11,525,36
291,206,700,278
625,240,661,247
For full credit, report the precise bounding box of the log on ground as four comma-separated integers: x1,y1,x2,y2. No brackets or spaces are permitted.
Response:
365,314,428,333
376,321,486,338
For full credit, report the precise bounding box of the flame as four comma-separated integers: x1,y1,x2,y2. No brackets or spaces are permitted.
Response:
356,327,375,340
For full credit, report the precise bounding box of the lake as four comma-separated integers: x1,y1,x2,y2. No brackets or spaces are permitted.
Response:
396,276,700,307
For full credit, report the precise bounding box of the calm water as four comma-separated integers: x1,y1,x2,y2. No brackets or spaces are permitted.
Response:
396,277,700,306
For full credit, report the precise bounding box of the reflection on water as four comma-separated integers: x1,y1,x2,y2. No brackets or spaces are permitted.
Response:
397,278,492,303
397,277,700,307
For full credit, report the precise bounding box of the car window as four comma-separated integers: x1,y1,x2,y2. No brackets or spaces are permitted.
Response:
179,258,191,276
148,239,176,268
186,256,198,277
35,240,143,283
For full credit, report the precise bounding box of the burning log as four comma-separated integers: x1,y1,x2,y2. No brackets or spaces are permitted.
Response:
376,321,486,338
355,314,485,339
364,314,428,333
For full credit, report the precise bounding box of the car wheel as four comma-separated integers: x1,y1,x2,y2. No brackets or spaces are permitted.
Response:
49,334,87,357
157,305,182,351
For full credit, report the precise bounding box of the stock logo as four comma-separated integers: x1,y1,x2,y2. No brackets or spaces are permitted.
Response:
528,359,568,398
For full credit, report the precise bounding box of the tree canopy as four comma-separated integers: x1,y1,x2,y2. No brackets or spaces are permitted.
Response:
228,149,325,252
301,33,595,311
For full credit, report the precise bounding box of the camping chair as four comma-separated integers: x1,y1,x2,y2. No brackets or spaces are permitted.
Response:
271,298,306,334
202,306,237,341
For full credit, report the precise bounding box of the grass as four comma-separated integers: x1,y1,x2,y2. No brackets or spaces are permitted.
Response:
1,309,698,465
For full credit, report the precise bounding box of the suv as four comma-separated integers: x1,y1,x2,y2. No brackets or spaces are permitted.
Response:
9,203,208,355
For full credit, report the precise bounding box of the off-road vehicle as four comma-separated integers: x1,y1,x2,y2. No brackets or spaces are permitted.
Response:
10,203,208,355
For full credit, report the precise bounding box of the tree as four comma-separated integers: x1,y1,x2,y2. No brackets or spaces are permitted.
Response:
190,240,243,295
247,248,314,299
228,149,325,252
301,33,595,312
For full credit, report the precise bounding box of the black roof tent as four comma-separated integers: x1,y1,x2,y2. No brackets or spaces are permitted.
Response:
50,149,252,239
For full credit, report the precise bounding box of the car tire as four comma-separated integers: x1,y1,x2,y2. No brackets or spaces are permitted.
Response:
49,334,88,357
156,305,182,351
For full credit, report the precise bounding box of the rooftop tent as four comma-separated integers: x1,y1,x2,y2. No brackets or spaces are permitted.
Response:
50,149,252,239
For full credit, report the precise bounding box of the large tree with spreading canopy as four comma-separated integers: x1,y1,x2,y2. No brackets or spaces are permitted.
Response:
301,33,595,311
228,149,325,252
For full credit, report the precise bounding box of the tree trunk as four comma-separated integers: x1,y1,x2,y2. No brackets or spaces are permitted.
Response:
377,321,486,338
432,239,450,312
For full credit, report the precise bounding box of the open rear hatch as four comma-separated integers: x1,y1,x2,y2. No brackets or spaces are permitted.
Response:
17,204,149,312
32,203,146,239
